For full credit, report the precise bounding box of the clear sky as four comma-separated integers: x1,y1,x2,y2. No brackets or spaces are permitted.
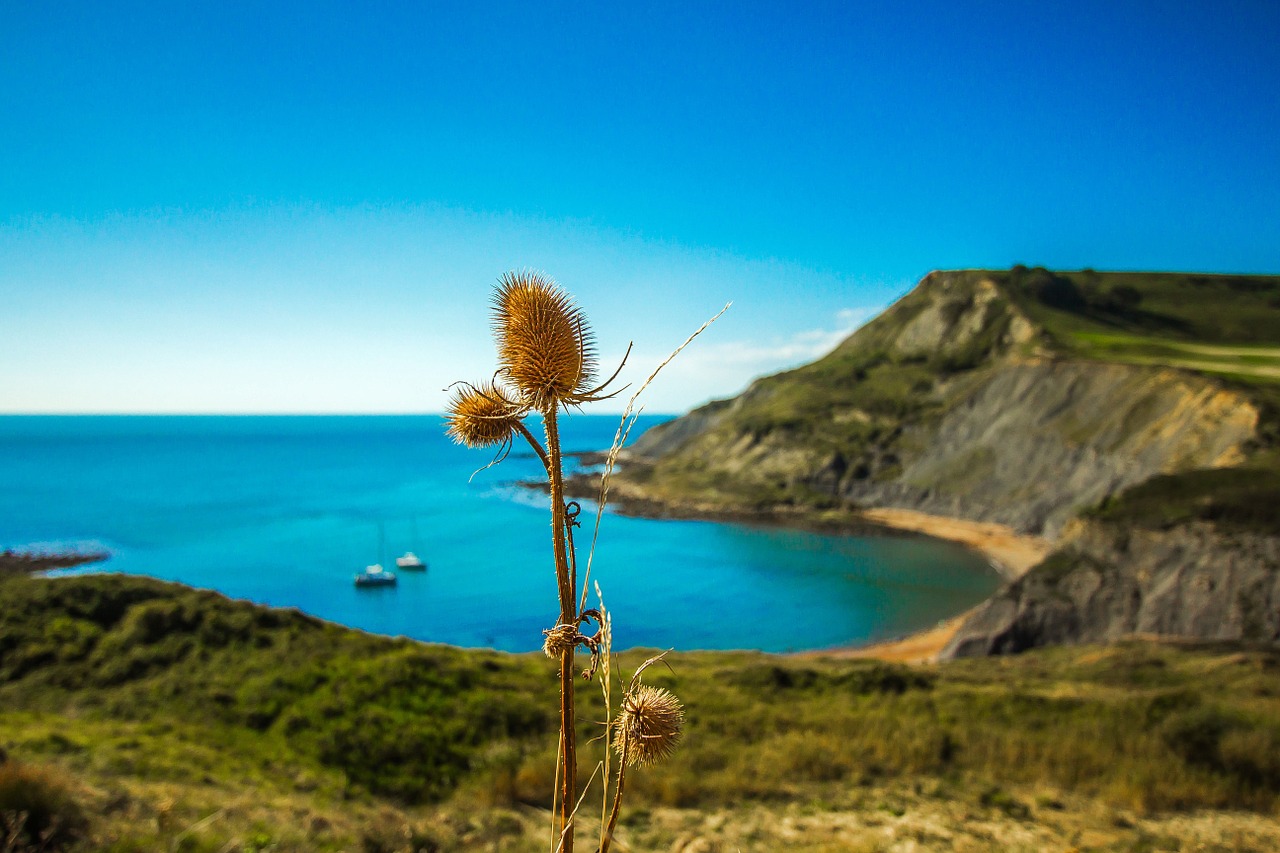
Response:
3,1,1278,414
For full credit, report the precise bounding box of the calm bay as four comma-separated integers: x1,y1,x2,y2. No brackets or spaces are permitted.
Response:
0,415,1000,652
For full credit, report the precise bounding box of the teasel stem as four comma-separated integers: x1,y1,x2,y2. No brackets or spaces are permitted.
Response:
543,404,577,852
514,420,551,473
599,730,629,853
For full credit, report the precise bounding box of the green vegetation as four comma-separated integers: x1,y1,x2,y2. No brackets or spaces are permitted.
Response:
1063,331,1280,384
5,573,1280,849
1088,459,1280,535
997,267,1280,383
735,352,939,440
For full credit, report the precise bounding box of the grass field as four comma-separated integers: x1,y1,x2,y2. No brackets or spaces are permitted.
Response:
997,268,1280,347
4,572,1280,850
1064,332,1280,383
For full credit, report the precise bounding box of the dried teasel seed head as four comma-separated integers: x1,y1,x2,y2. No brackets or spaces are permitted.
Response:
444,382,522,448
492,271,597,412
542,623,577,659
613,685,684,767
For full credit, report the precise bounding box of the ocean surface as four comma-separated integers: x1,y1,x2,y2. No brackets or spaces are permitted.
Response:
0,415,1001,653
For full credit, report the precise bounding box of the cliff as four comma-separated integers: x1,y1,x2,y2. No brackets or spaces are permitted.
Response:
945,517,1280,657
613,268,1280,654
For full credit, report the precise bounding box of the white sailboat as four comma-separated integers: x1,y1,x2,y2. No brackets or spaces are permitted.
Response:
355,523,397,587
395,552,425,570
395,517,427,570
354,562,396,587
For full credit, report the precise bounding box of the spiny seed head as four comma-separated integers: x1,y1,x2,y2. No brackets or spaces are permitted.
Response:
542,624,577,659
492,270,597,411
444,382,522,448
613,685,684,767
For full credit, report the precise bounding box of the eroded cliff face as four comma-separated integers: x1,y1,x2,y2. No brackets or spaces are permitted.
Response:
841,362,1258,536
943,519,1280,658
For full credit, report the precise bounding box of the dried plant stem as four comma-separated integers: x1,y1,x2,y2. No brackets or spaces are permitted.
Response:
548,728,563,853
553,760,605,853
599,731,630,853
515,420,551,472
594,583,614,851
543,406,577,852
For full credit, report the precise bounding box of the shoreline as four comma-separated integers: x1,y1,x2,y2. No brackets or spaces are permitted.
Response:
856,507,1052,581
580,484,1054,664
809,509,1052,663
15,490,1052,663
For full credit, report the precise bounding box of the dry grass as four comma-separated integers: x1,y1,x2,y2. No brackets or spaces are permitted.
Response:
0,758,87,851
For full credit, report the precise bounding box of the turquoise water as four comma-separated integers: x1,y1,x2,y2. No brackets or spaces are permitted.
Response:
0,415,1000,652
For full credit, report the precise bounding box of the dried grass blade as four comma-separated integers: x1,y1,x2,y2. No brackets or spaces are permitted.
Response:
579,302,730,611
553,760,604,853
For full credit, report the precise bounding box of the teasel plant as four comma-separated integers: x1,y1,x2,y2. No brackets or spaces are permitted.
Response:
445,270,726,853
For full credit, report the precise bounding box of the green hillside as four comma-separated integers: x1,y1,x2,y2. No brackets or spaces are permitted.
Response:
5,571,1280,850
997,267,1280,382
616,268,1280,537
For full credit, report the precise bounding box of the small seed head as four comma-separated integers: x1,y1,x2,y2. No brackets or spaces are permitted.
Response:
613,685,684,766
542,623,577,659
444,382,522,448
492,271,597,411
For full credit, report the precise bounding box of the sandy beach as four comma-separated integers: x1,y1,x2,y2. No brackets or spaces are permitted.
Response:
858,508,1053,580
815,508,1053,664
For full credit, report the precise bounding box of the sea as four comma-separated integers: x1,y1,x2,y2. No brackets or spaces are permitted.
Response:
0,415,1001,653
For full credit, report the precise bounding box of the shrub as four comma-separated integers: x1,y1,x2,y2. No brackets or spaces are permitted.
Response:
1160,705,1243,771
0,760,87,851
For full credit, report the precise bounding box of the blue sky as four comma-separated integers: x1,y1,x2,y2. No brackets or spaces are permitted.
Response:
2,2,1278,413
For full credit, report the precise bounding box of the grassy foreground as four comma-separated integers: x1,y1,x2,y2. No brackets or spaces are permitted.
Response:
4,572,1280,851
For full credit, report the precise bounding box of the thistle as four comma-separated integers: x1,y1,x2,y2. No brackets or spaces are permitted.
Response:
492,270,598,412
443,381,521,449
446,272,721,853
613,685,684,767
598,654,684,853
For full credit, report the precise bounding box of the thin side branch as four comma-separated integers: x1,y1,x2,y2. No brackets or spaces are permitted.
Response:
515,420,551,472
467,435,514,483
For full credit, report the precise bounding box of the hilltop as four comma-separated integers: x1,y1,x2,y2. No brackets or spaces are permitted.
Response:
4,570,1280,851
602,268,1280,656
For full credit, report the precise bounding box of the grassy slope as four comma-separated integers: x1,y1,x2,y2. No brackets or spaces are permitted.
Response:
5,573,1280,851
998,269,1280,344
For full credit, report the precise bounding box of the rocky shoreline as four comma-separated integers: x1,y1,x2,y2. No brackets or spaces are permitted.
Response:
561,480,930,542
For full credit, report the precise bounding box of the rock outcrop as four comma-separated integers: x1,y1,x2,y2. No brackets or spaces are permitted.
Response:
943,519,1280,657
